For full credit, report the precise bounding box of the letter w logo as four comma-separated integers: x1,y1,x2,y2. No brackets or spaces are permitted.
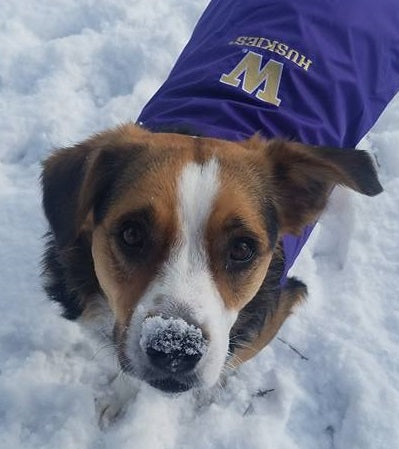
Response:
220,51,283,106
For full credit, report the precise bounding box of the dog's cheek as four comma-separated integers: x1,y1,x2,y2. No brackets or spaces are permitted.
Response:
198,308,238,387
214,255,272,311
91,229,122,317
91,228,151,326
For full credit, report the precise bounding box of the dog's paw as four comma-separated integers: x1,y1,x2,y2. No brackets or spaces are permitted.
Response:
95,394,125,430
95,374,140,429
193,383,224,409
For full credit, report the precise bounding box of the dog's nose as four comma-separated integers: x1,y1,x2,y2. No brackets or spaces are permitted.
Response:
146,346,202,373
140,316,207,374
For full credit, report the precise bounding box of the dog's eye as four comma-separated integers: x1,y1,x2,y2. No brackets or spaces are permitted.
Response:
229,238,256,264
120,222,146,249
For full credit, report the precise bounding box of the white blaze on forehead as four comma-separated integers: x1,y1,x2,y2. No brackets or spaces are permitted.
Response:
168,157,223,320
178,158,220,254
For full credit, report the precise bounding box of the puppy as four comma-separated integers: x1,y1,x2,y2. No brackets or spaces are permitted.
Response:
41,124,382,396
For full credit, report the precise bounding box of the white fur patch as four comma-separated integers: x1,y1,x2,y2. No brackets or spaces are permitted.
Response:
125,158,237,388
178,158,220,251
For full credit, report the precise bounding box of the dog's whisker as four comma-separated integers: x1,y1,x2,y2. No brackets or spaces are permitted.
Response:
231,341,256,352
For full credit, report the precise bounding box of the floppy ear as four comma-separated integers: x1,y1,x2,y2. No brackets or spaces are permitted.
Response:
261,139,383,234
41,141,132,247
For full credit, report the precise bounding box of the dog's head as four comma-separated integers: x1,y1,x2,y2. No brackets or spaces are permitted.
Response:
42,124,382,393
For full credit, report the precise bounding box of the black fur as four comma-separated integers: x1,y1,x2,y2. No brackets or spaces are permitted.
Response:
316,146,383,196
262,202,279,249
41,146,88,247
42,232,99,320
137,122,201,137
283,276,307,294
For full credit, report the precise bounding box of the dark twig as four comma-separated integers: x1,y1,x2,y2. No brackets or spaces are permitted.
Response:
255,388,275,397
243,403,254,416
277,337,309,361
243,388,275,416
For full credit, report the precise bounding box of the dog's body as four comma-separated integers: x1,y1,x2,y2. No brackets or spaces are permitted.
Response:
41,0,398,403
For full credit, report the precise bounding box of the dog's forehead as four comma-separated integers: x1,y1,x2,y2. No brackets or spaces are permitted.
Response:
98,131,267,225
129,130,262,164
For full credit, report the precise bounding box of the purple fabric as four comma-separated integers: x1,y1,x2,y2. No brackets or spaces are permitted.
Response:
138,0,399,283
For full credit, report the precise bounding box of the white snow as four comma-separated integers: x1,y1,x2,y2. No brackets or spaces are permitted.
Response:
0,1,398,448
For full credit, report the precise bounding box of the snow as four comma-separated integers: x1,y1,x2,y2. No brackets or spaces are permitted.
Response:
0,0,398,448
140,316,207,356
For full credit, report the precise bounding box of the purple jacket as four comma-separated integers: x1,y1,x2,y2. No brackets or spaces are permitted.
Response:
138,0,399,283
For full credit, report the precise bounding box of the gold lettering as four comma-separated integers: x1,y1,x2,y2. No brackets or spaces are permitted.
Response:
234,36,248,45
230,36,312,72
286,49,300,64
256,38,265,48
261,39,278,52
247,37,259,46
220,51,283,106
255,59,283,105
276,43,288,56
297,55,312,71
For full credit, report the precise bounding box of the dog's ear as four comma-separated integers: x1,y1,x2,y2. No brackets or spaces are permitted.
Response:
255,139,383,234
41,141,133,247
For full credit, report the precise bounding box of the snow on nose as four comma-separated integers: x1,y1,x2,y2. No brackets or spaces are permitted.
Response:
140,316,207,373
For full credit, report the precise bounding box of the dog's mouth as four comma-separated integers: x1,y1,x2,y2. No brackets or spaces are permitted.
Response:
118,346,200,393
149,377,192,393
140,366,200,394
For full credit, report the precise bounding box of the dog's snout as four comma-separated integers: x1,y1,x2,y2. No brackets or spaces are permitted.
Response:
140,316,207,374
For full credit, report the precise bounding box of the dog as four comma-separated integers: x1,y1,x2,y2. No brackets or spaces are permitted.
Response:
41,124,382,396
41,0,396,408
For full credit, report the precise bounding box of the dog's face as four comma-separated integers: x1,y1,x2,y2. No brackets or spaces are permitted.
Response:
42,125,382,393
89,134,277,392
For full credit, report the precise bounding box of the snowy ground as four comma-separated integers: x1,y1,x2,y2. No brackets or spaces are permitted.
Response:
1,1,398,448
